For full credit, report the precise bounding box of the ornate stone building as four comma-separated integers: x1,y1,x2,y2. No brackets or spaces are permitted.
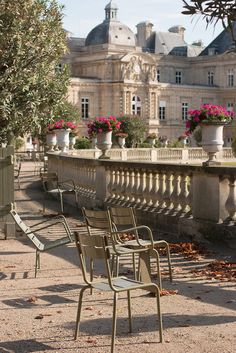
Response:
65,0,236,145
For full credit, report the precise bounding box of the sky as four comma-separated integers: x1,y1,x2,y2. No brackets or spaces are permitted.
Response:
58,0,223,47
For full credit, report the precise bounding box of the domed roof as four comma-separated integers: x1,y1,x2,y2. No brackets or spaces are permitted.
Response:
85,1,136,47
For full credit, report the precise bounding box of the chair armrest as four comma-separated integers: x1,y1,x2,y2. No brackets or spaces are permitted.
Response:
110,225,154,247
30,220,74,242
58,179,76,189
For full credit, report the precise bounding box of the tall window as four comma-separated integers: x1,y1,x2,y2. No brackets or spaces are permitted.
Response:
175,71,182,84
132,95,141,115
208,71,214,85
159,101,166,120
157,69,160,82
227,102,234,112
227,69,234,87
182,102,188,121
81,97,89,119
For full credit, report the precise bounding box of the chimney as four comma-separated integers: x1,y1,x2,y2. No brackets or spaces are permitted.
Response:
168,25,185,40
136,21,154,48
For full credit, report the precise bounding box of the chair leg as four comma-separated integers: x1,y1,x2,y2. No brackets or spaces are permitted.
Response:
127,291,132,333
165,244,173,282
115,256,120,277
75,191,78,208
89,259,94,295
132,253,137,280
74,286,87,340
35,250,40,278
111,292,118,353
150,249,162,290
18,177,21,190
154,286,163,343
59,192,64,213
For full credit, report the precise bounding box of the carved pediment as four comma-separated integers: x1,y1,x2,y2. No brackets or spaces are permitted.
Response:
121,54,157,82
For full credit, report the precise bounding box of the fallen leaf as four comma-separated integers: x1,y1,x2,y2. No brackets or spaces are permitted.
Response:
85,306,93,311
160,289,178,296
27,296,38,303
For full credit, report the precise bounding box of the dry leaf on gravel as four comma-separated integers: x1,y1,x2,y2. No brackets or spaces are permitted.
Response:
191,261,236,281
160,289,178,296
159,242,209,260
27,296,38,303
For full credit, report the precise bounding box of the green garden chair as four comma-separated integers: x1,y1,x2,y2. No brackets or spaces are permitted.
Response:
109,206,173,282
74,232,163,353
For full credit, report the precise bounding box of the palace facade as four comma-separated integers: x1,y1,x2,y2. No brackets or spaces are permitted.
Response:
65,0,236,145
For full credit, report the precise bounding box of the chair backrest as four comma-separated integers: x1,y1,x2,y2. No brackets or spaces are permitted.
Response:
41,172,58,192
82,208,113,234
109,207,137,229
10,210,45,251
75,231,111,285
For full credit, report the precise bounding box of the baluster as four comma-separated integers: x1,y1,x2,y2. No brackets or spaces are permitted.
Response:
225,175,236,221
144,170,153,208
107,167,115,201
171,173,181,213
132,169,140,206
119,169,125,203
157,171,166,211
151,171,159,209
163,171,173,212
128,170,136,204
112,168,120,202
139,170,147,208
186,173,193,215
123,169,130,204
178,173,189,214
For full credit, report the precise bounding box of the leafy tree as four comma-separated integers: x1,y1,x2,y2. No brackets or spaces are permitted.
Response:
0,0,69,144
182,0,236,46
117,115,147,147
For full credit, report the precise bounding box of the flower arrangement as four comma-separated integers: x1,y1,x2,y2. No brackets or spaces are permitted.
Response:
185,104,234,135
47,119,77,132
87,116,121,138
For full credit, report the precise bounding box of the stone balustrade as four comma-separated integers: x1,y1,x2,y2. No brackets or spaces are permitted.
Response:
48,152,236,247
67,147,235,162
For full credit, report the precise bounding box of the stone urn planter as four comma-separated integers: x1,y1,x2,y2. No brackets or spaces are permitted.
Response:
91,136,98,149
54,129,70,152
201,121,227,166
96,131,112,159
46,132,57,151
117,136,127,149
69,135,76,150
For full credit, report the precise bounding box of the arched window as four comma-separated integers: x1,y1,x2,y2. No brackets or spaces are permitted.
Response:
132,95,141,115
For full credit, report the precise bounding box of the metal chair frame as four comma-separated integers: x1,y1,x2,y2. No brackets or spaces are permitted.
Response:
74,232,163,353
10,209,74,277
41,172,78,213
109,206,173,283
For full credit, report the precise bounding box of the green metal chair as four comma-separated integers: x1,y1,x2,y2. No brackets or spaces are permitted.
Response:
109,206,173,282
41,172,78,213
81,207,161,288
14,161,21,189
10,208,74,277
74,232,163,353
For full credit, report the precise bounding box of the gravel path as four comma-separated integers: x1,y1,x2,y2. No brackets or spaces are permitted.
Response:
0,162,235,353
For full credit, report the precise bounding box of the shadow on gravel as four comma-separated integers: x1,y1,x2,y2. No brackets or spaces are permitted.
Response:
0,339,53,353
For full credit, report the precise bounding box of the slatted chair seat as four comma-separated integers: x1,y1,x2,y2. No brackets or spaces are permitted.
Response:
10,209,74,277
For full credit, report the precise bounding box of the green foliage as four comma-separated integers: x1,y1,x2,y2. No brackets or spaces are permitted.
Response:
182,1,236,47
52,101,80,124
138,142,152,148
74,138,90,149
0,0,69,144
117,115,147,147
14,137,24,151
168,139,184,148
